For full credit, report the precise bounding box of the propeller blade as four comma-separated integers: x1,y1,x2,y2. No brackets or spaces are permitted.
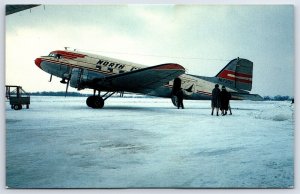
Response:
49,74,52,82
65,80,70,97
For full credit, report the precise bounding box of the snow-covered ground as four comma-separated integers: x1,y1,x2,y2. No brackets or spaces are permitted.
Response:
5,96,294,188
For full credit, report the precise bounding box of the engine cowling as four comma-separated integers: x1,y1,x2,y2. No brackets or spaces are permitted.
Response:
70,68,88,90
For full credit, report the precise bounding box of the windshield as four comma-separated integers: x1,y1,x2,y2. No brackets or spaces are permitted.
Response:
48,53,62,59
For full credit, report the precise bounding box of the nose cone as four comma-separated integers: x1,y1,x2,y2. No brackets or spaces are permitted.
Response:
35,58,42,69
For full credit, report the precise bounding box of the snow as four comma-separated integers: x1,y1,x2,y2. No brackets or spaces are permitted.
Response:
5,96,294,188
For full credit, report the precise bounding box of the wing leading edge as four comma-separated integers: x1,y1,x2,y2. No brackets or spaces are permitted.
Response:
93,63,185,93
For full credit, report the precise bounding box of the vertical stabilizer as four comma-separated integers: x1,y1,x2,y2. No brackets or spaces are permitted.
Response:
216,58,253,91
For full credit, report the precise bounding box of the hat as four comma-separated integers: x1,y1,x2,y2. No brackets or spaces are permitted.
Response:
222,86,226,89
215,84,219,88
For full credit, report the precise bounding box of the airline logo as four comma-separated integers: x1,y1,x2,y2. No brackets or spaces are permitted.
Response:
96,59,140,72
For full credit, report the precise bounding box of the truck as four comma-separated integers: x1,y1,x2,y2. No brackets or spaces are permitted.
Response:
5,85,30,110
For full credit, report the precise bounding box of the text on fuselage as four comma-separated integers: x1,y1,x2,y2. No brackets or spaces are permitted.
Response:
95,59,140,72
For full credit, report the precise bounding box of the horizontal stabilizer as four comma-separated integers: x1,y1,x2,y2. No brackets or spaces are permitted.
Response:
231,92,264,101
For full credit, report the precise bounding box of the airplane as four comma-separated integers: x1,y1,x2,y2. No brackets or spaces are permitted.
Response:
34,48,263,109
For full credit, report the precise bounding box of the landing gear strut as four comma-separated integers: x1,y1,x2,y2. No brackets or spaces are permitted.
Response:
86,90,116,109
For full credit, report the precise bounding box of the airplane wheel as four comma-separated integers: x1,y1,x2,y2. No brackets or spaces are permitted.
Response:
86,96,104,109
93,96,104,109
86,96,96,107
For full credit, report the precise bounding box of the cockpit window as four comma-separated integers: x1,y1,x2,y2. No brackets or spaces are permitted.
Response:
48,53,62,59
56,54,62,59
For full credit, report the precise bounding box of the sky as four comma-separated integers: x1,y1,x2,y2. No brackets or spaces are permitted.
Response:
5,4,294,97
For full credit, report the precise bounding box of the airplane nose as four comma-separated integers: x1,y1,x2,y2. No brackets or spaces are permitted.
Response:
35,58,42,68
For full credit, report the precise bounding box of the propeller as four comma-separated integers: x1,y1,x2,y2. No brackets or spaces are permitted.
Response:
49,74,52,82
65,79,70,97
64,69,72,97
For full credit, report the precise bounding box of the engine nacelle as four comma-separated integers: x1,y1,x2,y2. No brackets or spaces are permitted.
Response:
69,68,106,90
70,68,88,90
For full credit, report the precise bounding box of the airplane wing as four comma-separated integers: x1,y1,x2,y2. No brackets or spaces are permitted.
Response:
6,5,40,15
93,63,185,93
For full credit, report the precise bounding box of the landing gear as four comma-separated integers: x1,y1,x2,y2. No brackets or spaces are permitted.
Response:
60,78,68,84
86,96,104,109
86,90,116,109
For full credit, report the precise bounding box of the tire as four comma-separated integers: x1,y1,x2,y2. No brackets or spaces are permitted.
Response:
13,104,22,110
86,96,96,107
93,96,104,109
86,96,104,109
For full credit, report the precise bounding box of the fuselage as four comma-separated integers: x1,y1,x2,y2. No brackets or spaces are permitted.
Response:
35,50,244,100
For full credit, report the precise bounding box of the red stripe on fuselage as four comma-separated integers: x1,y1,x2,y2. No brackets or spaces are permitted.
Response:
41,58,116,76
196,91,212,96
163,84,212,97
51,50,86,59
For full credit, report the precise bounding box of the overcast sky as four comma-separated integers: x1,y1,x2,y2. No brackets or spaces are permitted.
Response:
5,4,294,96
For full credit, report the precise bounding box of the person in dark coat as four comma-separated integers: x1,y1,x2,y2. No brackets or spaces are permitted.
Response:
176,88,184,109
228,92,232,115
211,84,221,116
220,86,231,115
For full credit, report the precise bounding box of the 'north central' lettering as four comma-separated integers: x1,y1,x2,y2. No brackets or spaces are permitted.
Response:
96,59,125,70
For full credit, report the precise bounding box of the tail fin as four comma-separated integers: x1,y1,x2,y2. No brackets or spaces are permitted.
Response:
216,58,253,91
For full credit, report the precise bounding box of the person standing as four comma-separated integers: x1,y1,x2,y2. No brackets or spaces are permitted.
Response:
176,88,184,109
228,92,232,115
211,84,221,116
220,86,230,115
